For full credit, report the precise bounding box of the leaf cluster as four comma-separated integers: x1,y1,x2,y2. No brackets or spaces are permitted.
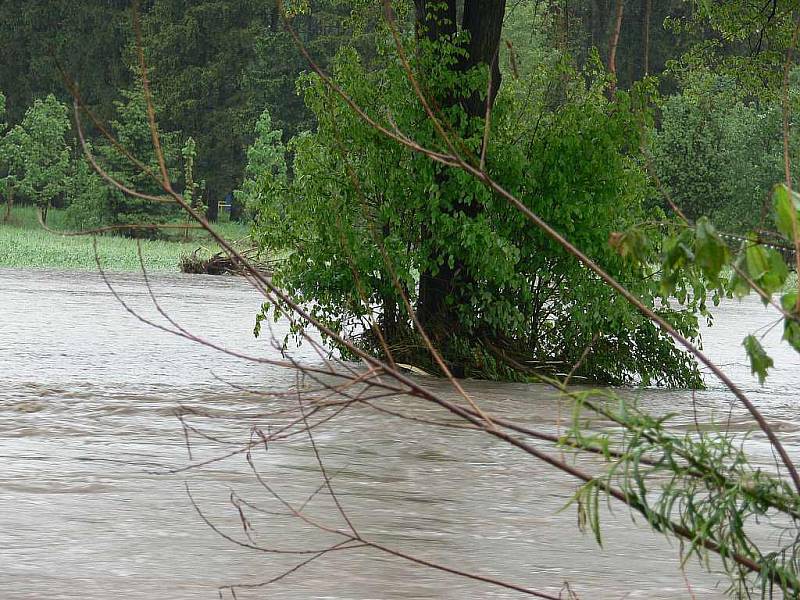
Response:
248,32,703,385
567,390,800,597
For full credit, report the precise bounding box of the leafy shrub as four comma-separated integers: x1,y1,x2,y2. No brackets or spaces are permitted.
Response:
249,41,703,386
650,84,784,234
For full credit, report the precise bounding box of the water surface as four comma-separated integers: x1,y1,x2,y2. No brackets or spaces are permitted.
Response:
1,268,798,599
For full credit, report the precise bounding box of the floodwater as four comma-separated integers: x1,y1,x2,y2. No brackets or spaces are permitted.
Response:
1,268,798,599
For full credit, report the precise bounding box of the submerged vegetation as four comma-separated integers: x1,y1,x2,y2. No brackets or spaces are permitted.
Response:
245,7,705,387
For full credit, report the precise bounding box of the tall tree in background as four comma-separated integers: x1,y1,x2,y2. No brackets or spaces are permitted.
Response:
606,0,624,98
76,83,183,236
568,0,692,88
5,95,72,223
142,0,367,220
241,6,312,138
249,1,706,384
0,0,370,224
141,0,271,220
243,1,364,138
0,0,132,124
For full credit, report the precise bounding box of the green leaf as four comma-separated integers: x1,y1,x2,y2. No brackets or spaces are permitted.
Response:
742,335,773,385
773,184,800,240
728,252,751,298
782,291,799,313
760,248,790,296
784,320,800,353
664,229,694,266
781,293,800,353
609,228,648,264
694,216,729,280
745,242,769,281
729,236,789,302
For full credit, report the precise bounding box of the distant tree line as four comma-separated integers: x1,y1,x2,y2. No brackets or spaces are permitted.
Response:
0,1,797,239
0,0,359,222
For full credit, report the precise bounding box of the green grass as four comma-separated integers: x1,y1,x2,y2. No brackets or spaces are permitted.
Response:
0,204,252,272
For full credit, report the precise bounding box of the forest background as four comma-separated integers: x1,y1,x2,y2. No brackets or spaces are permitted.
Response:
1,0,790,229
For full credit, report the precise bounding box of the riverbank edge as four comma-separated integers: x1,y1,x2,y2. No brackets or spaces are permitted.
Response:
0,205,251,273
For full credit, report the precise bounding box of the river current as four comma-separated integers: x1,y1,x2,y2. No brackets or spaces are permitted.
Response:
1,268,798,599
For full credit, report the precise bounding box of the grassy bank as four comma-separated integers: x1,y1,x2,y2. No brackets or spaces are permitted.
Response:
0,204,251,272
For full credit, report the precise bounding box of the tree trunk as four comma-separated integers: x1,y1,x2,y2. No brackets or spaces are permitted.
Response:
459,0,506,118
3,187,14,223
643,0,652,75
206,184,219,222
414,0,507,337
607,0,624,99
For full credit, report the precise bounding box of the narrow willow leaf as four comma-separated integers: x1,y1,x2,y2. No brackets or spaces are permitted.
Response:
728,252,751,298
760,248,790,297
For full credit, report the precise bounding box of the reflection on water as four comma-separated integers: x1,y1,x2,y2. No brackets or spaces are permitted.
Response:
1,268,798,599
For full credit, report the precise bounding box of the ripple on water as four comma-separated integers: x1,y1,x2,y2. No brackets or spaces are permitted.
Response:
1,268,798,599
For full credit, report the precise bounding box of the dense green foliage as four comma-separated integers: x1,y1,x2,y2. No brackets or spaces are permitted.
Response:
63,84,183,235
234,108,287,216
1,0,798,386
2,95,72,218
239,4,800,594
0,1,364,220
0,0,131,124
140,0,363,217
248,30,703,385
650,89,784,233
2,0,790,227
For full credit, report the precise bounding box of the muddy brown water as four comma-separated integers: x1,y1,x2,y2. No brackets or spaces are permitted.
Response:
1,268,799,599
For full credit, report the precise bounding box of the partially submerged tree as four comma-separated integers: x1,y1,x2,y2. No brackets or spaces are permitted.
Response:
49,1,800,597
248,1,703,385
